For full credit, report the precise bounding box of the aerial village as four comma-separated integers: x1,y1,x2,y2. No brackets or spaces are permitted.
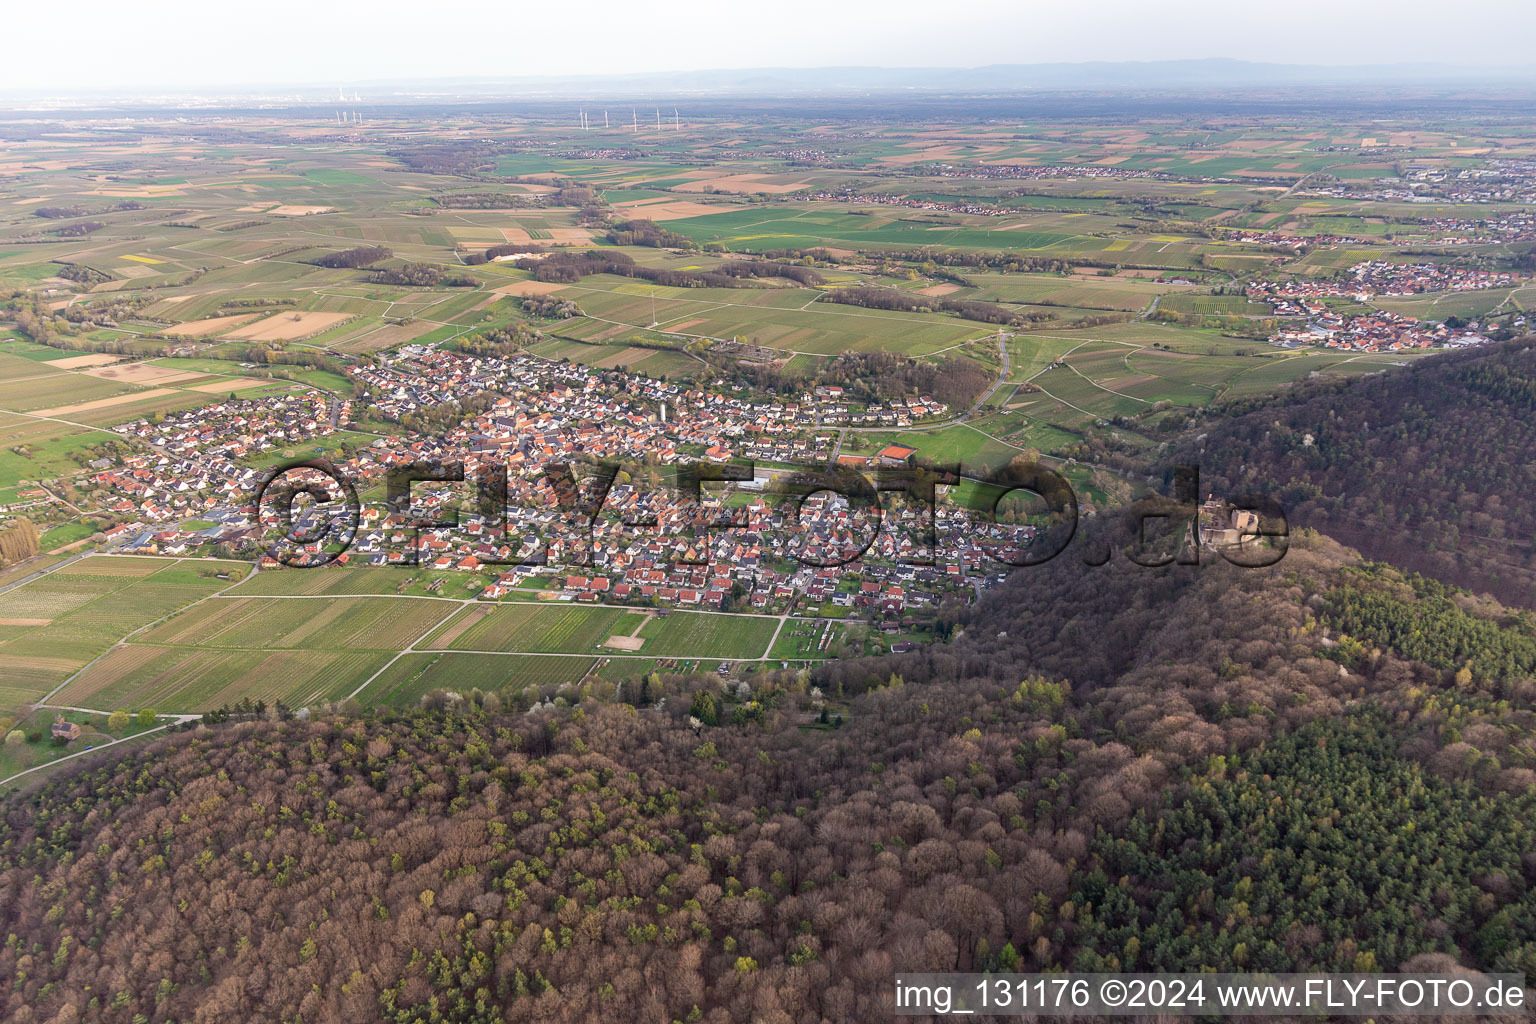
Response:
1251,259,1520,351
87,348,1027,626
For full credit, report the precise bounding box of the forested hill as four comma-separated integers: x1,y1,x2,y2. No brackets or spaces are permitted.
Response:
5,511,1536,1023
1164,336,1536,609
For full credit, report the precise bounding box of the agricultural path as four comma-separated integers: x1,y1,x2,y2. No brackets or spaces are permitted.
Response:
0,714,200,790
837,329,1012,436
0,553,87,595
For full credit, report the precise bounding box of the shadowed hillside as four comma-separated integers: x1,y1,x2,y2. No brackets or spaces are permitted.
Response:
1164,337,1536,609
5,515,1536,1023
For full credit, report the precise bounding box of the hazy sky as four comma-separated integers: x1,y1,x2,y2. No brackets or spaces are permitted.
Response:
5,0,1535,93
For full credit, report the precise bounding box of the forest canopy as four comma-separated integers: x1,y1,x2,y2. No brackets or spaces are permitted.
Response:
1166,336,1536,608
4,512,1536,1023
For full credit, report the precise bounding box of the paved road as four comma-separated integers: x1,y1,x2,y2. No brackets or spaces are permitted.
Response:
965,330,1012,418
36,563,261,707
0,714,200,790
841,330,1013,436
0,553,86,595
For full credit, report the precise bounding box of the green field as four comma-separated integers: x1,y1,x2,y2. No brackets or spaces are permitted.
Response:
0,110,1520,748
0,707,163,786
636,611,780,659
138,595,452,649
552,275,990,356
964,272,1169,311
54,645,394,711
423,602,632,654
0,373,136,412
1159,293,1274,316
663,206,1100,254
230,565,429,596
0,557,248,710
0,413,110,488
361,651,595,706
768,618,845,660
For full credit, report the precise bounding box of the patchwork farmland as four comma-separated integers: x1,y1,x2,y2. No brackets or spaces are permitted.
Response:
0,103,1519,758
54,645,393,711
137,594,452,650
0,557,248,708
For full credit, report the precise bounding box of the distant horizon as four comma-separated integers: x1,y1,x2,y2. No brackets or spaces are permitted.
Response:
5,0,1536,95
5,57,1536,111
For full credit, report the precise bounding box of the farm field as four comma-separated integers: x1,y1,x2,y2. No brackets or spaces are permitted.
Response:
962,272,1173,311
1159,293,1274,316
996,323,1433,432
360,651,595,707
0,107,1524,747
53,644,393,711
636,611,781,659
19,576,743,714
553,276,990,356
0,413,108,488
137,594,452,649
423,602,632,654
1220,350,1426,396
526,336,702,377
10,78,1536,1024
229,565,431,596
1372,287,1530,320
0,557,248,708
662,205,1110,253
0,372,137,413
0,554,66,589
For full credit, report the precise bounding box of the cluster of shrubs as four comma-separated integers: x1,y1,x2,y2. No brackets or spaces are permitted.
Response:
310,245,391,269
825,285,1027,326
369,262,476,287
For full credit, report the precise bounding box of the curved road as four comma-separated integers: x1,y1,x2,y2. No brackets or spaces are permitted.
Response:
0,714,200,790
837,329,1013,438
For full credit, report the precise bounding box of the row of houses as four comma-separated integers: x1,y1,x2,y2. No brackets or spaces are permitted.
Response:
1423,210,1536,245
1247,261,1521,303
355,347,944,443
1267,309,1493,352
83,348,1024,619
256,461,1033,615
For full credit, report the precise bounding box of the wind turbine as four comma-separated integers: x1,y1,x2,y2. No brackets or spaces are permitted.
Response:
632,108,639,133
655,107,662,131
604,110,609,129
674,107,680,131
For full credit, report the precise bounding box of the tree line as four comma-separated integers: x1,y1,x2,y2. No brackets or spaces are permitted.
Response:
520,250,824,291
1162,335,1536,608
823,286,1044,327
370,263,478,288
722,349,991,408
0,519,38,566
4,507,1534,1022
312,246,392,269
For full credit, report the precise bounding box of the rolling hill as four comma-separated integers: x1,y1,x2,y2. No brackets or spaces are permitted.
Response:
1166,337,1536,611
4,506,1535,1022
